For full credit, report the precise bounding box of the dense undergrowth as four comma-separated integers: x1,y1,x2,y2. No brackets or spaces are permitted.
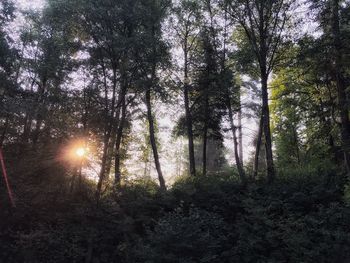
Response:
1,168,350,263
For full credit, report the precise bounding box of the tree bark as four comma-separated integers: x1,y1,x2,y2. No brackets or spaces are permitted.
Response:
104,115,119,181
32,81,47,148
21,78,37,146
96,132,110,198
114,97,127,187
238,91,243,165
253,114,263,178
145,88,166,191
184,49,196,177
96,67,119,199
293,126,301,165
332,0,350,173
227,97,246,183
21,113,32,145
202,94,209,176
261,73,275,183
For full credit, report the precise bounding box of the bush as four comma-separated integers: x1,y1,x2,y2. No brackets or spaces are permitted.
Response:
2,170,350,262
136,207,229,263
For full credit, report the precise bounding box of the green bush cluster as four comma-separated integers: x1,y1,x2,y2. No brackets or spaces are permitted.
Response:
1,172,350,262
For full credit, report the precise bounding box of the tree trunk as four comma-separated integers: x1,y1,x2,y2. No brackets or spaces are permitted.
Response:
115,98,127,187
253,114,263,178
104,123,118,180
332,0,350,173
21,78,37,146
202,95,209,176
238,91,243,165
97,104,123,198
21,113,32,145
227,97,246,183
96,133,110,198
96,67,119,200
32,118,43,147
293,126,301,165
32,81,47,148
145,88,166,191
261,74,275,183
184,49,196,176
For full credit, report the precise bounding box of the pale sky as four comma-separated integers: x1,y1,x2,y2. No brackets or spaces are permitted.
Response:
16,0,45,10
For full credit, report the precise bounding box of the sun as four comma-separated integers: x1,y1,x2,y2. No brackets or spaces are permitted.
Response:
75,147,86,157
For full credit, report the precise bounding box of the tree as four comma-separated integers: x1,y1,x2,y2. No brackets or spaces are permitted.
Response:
220,3,246,181
0,0,17,147
20,7,78,149
331,0,350,173
172,0,203,177
133,0,170,190
226,0,294,182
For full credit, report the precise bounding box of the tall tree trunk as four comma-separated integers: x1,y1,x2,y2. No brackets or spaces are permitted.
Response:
21,113,32,145
145,88,166,191
96,133,110,198
293,126,301,165
32,118,43,147
96,67,119,199
21,77,36,146
104,122,118,180
332,0,350,173
227,97,246,183
115,98,127,187
32,81,47,148
184,49,196,176
202,95,209,176
238,91,243,165
97,105,123,198
261,73,275,183
253,114,263,178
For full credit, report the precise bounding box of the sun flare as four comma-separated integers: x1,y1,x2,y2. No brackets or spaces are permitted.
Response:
75,147,86,157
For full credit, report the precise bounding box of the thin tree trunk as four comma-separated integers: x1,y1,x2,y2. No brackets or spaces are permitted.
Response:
253,114,263,178
21,77,37,146
202,95,209,176
115,98,127,187
227,97,246,183
96,134,110,198
184,84,196,177
332,0,350,173
102,77,125,183
238,92,243,165
104,125,118,180
184,49,196,176
21,113,32,145
261,74,275,183
293,126,301,165
145,88,166,191
144,153,149,177
32,81,47,148
96,67,119,199
32,119,43,147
